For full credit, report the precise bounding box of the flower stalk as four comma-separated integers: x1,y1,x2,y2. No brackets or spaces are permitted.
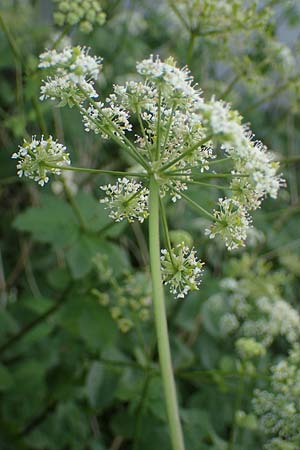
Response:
149,176,186,450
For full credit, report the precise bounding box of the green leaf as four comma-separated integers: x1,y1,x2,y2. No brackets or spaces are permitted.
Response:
22,296,53,314
85,360,119,410
86,361,104,409
75,192,111,232
65,234,98,278
13,194,78,248
79,301,117,351
46,266,71,289
65,235,129,279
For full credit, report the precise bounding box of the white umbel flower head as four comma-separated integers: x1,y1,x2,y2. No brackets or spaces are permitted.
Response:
161,243,204,299
100,178,149,223
136,55,200,103
205,198,252,250
39,46,102,81
39,46,102,106
12,136,70,186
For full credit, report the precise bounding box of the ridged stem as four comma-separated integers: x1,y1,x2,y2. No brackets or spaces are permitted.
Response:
148,176,185,450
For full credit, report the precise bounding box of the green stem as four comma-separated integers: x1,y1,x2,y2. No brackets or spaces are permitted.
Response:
136,103,150,153
168,172,249,179
52,25,71,50
77,101,149,171
159,198,176,267
155,86,162,160
220,75,240,100
161,102,176,158
244,77,298,113
0,13,21,61
209,156,232,165
184,180,230,190
78,94,150,171
44,164,147,178
172,188,215,220
62,178,87,231
148,176,185,450
187,31,196,66
160,136,212,172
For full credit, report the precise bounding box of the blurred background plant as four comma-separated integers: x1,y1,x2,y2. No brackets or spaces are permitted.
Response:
0,1,300,449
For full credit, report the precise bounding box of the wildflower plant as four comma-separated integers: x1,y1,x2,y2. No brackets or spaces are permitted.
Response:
13,46,283,450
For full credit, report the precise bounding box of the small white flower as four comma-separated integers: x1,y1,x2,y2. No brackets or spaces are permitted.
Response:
100,178,149,223
161,243,204,299
12,136,70,186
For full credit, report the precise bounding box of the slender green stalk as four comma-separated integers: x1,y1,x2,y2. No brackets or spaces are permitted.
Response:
78,93,150,171
221,75,241,100
0,13,21,61
159,198,176,267
76,99,149,171
44,163,147,178
172,188,215,220
244,76,298,113
148,176,185,450
52,25,71,50
160,135,212,172
184,179,230,190
168,1,190,31
155,87,162,160
187,31,196,66
62,178,87,231
161,102,177,158
136,104,150,152
168,171,249,179
209,156,232,165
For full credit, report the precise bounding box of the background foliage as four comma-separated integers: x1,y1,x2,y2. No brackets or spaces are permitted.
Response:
1,1,300,449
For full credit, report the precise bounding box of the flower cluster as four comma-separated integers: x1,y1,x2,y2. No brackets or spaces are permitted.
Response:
83,54,281,248
219,287,300,348
161,243,204,299
205,197,252,250
12,136,70,186
53,0,106,34
92,270,152,333
136,55,200,102
253,345,300,449
199,99,284,204
235,337,266,360
14,49,282,256
205,255,300,349
100,178,149,223
39,46,102,106
168,0,270,39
